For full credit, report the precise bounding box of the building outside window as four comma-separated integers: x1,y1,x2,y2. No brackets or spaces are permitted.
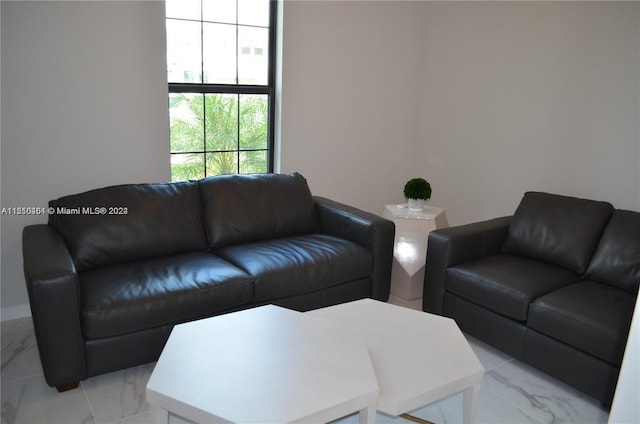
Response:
165,0,276,181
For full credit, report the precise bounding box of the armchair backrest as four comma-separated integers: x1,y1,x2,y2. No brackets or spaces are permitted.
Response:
49,181,208,271
584,209,640,293
502,192,614,274
199,172,320,248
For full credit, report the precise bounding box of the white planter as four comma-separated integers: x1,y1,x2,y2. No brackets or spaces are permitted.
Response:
408,198,426,211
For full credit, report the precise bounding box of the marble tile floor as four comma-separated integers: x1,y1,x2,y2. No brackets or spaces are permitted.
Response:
1,297,610,424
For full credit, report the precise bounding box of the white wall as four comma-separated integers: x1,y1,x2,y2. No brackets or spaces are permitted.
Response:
416,1,640,225
279,0,423,213
1,1,170,318
609,299,640,423
280,1,639,226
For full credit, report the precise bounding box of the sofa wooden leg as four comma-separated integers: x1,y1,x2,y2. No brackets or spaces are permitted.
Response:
56,382,79,392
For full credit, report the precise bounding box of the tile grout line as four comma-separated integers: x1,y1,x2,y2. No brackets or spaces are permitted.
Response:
0,372,46,386
81,380,99,424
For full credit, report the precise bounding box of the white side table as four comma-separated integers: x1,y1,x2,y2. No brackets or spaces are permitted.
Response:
382,204,448,300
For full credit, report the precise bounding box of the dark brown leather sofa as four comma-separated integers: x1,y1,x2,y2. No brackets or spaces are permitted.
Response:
423,191,639,405
22,172,394,391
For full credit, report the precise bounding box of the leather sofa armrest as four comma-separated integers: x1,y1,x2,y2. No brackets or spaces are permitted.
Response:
314,196,395,301
22,224,86,388
423,216,512,314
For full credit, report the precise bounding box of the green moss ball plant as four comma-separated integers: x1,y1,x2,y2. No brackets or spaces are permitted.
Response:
403,178,432,210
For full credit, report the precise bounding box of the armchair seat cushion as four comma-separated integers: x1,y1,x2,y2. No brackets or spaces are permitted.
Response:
528,280,635,366
446,253,579,321
216,234,372,302
80,252,253,339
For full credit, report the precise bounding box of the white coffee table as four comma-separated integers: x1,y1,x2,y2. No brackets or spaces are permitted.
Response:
146,305,379,424
308,298,484,422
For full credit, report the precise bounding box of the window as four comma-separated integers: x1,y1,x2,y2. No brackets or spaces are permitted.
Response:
165,0,276,181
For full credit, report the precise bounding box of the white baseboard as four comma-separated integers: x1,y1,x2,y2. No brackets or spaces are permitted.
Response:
1,304,31,322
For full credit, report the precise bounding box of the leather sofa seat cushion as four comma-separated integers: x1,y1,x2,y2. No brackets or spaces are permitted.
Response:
50,181,208,271
80,252,253,339
528,281,635,366
446,254,579,321
200,173,320,248
502,192,613,274
216,234,372,302
584,210,640,293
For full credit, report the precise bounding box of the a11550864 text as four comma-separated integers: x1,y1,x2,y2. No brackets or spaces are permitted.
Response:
1,206,129,216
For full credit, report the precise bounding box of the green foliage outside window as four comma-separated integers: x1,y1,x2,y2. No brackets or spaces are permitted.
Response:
169,93,269,181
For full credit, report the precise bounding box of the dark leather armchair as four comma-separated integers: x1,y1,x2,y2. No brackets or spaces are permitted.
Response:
423,192,639,405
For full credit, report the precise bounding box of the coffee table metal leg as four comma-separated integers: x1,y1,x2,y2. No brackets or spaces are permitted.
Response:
150,405,170,424
463,383,481,423
399,413,434,424
396,382,481,424
358,404,377,424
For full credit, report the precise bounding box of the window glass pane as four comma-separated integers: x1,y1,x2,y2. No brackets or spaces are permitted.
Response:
238,26,269,85
203,23,236,84
239,95,268,150
169,93,204,153
206,152,238,176
166,19,202,83
166,0,201,21
240,151,267,174
205,94,238,151
238,0,270,27
203,0,235,24
171,153,205,181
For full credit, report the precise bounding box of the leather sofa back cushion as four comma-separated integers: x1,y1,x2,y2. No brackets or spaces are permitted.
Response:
200,172,320,248
50,181,208,271
584,210,640,293
502,192,613,274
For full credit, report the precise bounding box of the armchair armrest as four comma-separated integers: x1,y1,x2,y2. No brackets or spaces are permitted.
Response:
22,224,86,389
423,216,512,314
314,196,395,301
